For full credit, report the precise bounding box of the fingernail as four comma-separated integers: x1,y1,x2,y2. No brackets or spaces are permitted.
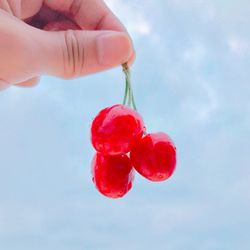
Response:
96,32,133,67
0,79,10,91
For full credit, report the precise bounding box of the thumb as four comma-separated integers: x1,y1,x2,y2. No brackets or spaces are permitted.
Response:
35,29,134,79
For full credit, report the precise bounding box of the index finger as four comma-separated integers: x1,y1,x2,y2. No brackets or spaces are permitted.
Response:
44,0,135,63
44,0,126,32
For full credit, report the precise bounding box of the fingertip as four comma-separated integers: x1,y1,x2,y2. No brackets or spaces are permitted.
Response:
127,50,136,66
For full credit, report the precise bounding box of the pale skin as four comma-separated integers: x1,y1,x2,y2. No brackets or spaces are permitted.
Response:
0,0,135,91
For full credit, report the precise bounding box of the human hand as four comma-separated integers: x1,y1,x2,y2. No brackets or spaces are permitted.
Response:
0,0,135,91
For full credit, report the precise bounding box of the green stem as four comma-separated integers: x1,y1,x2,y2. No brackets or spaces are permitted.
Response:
131,91,137,110
122,63,137,111
122,75,129,105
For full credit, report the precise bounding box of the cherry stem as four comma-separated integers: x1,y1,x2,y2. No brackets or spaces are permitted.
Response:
122,63,137,111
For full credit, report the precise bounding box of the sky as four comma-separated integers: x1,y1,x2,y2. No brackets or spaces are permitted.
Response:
0,0,250,249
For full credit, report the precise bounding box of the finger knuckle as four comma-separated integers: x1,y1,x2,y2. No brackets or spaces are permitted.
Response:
62,30,84,79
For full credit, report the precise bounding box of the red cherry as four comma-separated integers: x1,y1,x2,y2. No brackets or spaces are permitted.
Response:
130,132,176,182
91,104,145,155
92,153,134,198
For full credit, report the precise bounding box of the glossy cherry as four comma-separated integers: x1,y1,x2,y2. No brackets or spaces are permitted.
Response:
130,132,176,182
92,153,134,198
91,104,145,156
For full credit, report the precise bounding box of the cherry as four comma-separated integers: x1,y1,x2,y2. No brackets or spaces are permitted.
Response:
89,64,177,197
130,132,176,182
92,153,134,198
91,104,145,156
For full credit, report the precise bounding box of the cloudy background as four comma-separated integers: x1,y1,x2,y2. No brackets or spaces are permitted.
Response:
0,0,250,249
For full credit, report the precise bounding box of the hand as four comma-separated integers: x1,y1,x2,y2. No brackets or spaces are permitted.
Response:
0,0,135,91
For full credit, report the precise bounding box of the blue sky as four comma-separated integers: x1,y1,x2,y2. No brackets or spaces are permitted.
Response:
0,0,250,249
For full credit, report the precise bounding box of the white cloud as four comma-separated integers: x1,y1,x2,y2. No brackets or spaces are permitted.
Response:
170,0,216,21
228,36,250,57
105,0,151,36
183,43,207,68
130,20,151,36
195,81,218,122
180,80,218,124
